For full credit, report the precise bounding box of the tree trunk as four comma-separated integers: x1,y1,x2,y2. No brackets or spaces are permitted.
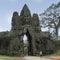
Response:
55,28,58,40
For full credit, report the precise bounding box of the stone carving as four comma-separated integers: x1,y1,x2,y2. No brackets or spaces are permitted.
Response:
0,4,55,56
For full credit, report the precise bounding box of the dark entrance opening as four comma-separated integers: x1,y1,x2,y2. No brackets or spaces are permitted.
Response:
23,29,33,56
23,34,28,55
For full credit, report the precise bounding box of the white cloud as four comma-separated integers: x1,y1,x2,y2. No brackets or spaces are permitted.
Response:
4,13,12,31
0,26,6,32
7,14,12,25
0,28,3,32
0,13,12,32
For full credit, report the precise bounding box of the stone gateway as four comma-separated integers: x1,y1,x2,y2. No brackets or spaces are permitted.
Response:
0,4,55,56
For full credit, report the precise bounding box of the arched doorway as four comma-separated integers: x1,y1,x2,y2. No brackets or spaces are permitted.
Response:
23,29,33,56
23,34,28,55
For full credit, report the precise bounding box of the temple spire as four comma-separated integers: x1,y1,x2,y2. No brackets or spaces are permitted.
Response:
20,4,31,25
20,4,31,16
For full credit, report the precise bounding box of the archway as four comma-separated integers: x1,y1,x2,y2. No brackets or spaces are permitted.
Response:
23,29,33,56
23,34,28,55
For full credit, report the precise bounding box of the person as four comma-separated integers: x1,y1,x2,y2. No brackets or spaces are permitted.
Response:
40,51,42,57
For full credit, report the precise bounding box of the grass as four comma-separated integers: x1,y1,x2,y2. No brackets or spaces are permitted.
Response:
0,55,22,60
44,49,60,60
55,49,60,56
0,49,60,60
51,49,60,56
45,49,60,57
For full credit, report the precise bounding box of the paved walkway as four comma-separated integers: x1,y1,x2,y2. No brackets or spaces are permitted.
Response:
23,56,53,60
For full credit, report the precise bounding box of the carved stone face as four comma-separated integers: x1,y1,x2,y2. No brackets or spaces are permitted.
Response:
23,28,27,33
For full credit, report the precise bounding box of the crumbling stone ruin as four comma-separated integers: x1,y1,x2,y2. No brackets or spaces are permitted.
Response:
0,4,55,56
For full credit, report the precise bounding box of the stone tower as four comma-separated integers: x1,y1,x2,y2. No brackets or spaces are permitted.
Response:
11,4,42,55
0,4,55,56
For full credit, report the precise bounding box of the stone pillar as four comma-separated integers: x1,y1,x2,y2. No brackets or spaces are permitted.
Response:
20,35,24,56
31,35,36,56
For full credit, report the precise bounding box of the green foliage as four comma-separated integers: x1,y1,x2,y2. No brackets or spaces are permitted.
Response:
54,40,60,49
12,38,21,51
24,46,28,55
55,49,60,56
46,49,60,56
0,55,22,60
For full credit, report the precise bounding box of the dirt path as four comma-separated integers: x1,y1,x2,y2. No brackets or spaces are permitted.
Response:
48,56,60,60
23,56,53,60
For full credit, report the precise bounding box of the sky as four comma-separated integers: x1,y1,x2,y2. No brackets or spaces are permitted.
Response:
0,0,60,33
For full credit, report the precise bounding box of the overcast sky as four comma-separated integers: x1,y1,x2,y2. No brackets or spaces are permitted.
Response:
0,0,60,32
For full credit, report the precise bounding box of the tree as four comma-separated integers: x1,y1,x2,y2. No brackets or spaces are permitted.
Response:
40,3,60,40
